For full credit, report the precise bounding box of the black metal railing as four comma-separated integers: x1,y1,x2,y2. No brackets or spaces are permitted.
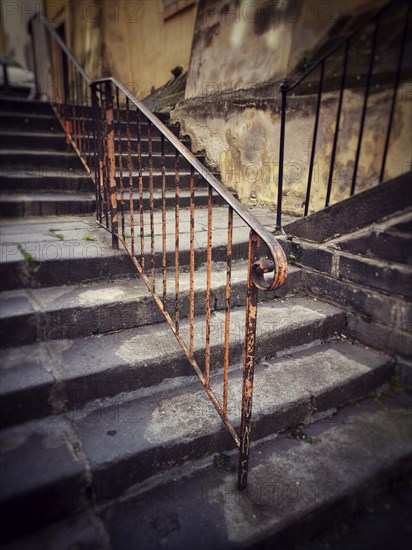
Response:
276,0,411,230
30,12,288,490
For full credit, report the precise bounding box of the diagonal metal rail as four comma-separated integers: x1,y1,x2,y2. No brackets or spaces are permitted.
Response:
30,12,288,489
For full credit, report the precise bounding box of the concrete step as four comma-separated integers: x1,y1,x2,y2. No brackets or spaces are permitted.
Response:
0,131,69,151
0,171,95,193
0,146,200,173
0,263,302,348
0,131,191,154
0,192,95,217
0,150,84,171
336,230,412,266
0,206,277,290
337,253,412,300
77,395,412,550
0,340,396,541
0,98,54,115
0,296,342,427
0,187,216,214
0,169,208,193
0,112,63,133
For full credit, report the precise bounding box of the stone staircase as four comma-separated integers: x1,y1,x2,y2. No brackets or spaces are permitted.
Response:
0,99,411,549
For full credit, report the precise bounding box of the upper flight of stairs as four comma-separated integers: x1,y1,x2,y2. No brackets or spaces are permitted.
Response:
0,99,411,549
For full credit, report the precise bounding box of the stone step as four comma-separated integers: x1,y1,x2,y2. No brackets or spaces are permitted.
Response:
0,206,277,290
0,130,192,155
0,169,209,193
0,296,342,428
0,112,63,133
0,131,69,151
0,340,395,541
0,98,54,115
30,393,407,550
0,192,95,217
0,150,84,170
0,148,204,173
0,171,95,193
0,187,224,218
336,230,412,266
0,263,302,348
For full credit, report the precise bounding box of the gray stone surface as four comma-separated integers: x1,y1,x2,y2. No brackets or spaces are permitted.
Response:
285,172,412,242
0,296,343,427
0,263,302,347
0,418,87,542
98,394,412,550
72,339,391,501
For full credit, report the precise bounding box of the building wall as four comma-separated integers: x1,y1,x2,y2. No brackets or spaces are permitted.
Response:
0,0,43,69
44,0,197,99
172,0,411,215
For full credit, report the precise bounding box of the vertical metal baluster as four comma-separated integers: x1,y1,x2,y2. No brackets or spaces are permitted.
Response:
189,166,195,357
126,97,135,256
116,87,125,240
238,231,260,490
102,88,109,228
91,84,100,221
137,110,144,268
85,84,91,169
351,15,380,195
148,120,155,290
161,134,167,307
175,149,180,333
223,206,233,418
205,185,213,387
74,68,79,150
79,74,84,158
105,81,119,249
71,64,78,150
276,79,288,231
325,40,349,207
304,59,325,216
379,7,409,183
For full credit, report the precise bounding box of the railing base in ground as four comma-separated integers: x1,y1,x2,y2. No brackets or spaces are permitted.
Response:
30,13,288,489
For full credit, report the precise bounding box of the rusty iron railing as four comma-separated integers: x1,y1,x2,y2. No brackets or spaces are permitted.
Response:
275,0,410,230
30,13,288,489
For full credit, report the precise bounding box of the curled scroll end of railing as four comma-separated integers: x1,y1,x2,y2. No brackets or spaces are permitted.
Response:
251,239,288,292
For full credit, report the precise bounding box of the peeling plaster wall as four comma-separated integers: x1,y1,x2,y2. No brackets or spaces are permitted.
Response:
172,0,411,215
173,86,411,215
45,0,197,99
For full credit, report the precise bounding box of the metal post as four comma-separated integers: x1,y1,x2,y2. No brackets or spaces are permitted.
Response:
105,81,119,249
238,231,260,489
276,79,288,231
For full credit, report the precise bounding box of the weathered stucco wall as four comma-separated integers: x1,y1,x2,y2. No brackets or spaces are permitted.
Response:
172,0,411,215
172,87,411,215
45,0,197,98
186,0,386,98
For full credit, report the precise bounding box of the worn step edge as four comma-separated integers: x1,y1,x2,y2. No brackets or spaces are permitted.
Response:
0,341,395,540
0,226,253,291
103,393,412,550
0,294,340,428
0,264,302,347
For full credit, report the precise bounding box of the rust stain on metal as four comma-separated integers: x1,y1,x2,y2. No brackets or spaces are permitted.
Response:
105,81,119,249
204,185,213,387
161,135,167,306
189,166,195,357
175,149,180,334
223,205,233,418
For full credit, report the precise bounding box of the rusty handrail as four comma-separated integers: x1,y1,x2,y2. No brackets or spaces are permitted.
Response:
36,13,91,85
93,77,287,291
31,12,288,490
